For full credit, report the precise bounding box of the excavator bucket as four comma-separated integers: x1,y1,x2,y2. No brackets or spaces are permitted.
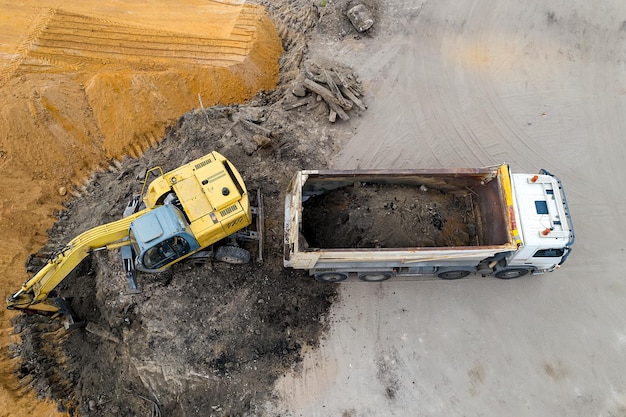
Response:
53,297,86,331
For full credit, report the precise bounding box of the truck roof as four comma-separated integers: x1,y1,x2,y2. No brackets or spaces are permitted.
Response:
510,172,572,249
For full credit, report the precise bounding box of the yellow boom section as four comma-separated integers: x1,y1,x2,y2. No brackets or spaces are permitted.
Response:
7,209,147,314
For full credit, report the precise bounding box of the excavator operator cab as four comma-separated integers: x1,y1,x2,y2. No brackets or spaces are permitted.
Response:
141,235,193,270
129,204,201,273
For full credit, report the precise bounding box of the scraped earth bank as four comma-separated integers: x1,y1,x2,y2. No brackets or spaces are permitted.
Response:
6,0,368,415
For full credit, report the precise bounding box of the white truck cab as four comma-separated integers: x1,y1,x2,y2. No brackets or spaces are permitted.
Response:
506,169,574,274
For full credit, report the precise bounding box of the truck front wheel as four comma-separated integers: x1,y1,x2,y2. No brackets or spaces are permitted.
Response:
494,268,529,279
314,272,348,282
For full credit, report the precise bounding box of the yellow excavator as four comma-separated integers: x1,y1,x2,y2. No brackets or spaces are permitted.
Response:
7,151,262,324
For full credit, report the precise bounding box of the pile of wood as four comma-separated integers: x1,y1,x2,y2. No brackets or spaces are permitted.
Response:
284,62,366,122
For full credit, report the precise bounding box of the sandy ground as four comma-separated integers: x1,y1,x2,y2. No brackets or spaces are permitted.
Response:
0,1,280,416
267,0,626,416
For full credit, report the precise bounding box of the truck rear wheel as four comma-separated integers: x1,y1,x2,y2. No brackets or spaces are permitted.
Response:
494,268,529,279
437,270,471,280
314,272,348,282
215,246,250,264
358,272,392,282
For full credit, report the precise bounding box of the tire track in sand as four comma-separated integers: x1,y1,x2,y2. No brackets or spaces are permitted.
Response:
27,9,252,71
0,7,57,87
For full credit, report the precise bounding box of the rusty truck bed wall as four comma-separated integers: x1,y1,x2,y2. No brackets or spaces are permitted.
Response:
298,167,512,250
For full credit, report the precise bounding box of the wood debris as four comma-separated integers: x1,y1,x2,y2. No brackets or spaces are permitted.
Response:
284,61,366,122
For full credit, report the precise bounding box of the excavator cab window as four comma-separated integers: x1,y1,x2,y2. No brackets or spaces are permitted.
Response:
142,236,191,270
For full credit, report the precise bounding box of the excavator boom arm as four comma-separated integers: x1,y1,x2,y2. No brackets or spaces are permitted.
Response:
7,209,147,314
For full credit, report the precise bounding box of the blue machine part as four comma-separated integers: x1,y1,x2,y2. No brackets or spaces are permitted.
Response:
129,205,201,272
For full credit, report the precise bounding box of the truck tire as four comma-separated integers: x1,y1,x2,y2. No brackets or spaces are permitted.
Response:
314,272,348,282
358,272,392,282
494,268,529,279
215,246,250,264
437,270,471,280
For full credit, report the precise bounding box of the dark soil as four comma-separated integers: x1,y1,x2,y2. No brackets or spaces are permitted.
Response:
15,98,341,416
302,183,479,248
10,1,377,416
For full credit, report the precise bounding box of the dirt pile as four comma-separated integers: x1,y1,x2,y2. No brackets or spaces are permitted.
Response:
302,183,478,249
0,1,282,416
3,0,373,414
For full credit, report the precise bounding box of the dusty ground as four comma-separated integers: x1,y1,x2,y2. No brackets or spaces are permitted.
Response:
268,0,626,416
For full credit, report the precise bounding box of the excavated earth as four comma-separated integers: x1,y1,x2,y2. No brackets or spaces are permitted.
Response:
302,184,478,249
14,105,340,416
3,0,374,416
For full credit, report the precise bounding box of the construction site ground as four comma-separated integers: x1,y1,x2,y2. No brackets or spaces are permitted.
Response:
3,0,626,416
0,1,333,416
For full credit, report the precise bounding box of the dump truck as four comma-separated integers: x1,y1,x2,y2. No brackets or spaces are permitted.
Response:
284,164,574,282
7,151,262,323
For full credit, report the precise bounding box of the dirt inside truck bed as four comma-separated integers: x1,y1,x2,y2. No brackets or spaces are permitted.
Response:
302,183,480,248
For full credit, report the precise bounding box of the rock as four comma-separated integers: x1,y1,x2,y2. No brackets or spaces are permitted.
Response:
59,186,67,196
347,4,374,32
85,322,121,344
252,134,272,148
233,107,265,123
241,136,258,156
291,81,307,97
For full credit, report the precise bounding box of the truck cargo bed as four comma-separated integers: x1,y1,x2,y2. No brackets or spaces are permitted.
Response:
284,167,516,270
302,182,480,249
